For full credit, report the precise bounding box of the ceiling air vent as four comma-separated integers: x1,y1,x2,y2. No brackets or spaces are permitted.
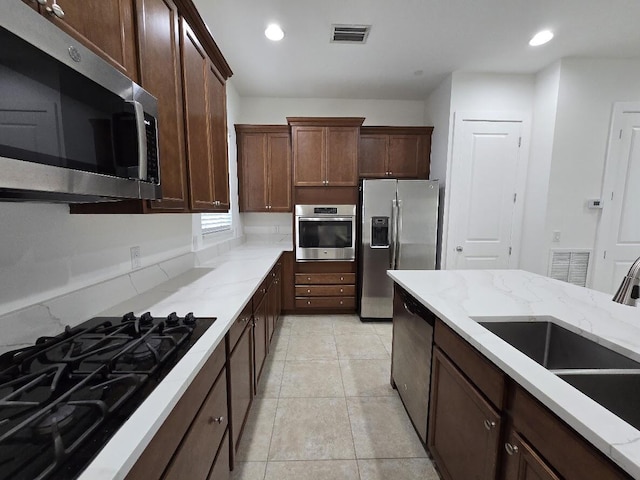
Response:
331,24,371,44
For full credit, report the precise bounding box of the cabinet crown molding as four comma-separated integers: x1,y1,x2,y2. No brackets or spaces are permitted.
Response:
287,117,365,127
360,126,434,135
235,124,289,134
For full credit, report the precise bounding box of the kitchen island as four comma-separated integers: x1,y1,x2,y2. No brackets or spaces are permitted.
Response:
388,269,640,479
77,243,289,480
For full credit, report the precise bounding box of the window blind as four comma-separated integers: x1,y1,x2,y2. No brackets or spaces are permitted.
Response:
201,212,232,235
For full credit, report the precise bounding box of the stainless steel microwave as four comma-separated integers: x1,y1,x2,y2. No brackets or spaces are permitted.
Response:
295,205,356,261
0,3,161,203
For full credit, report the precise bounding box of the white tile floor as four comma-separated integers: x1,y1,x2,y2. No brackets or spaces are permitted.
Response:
232,315,440,480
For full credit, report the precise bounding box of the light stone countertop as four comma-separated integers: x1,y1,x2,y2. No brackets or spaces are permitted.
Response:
388,269,640,479
78,243,288,480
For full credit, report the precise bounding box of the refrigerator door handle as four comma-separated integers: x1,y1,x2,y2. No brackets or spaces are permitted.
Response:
396,199,403,267
390,198,401,269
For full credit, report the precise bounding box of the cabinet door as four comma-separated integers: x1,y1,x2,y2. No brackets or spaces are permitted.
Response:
207,431,230,480
44,0,138,80
267,133,292,211
359,134,388,178
388,135,423,178
253,297,268,392
137,0,187,211
207,62,230,210
428,348,501,480
326,127,358,186
181,20,215,210
238,132,268,212
293,126,325,186
229,320,253,452
503,431,561,480
163,368,228,480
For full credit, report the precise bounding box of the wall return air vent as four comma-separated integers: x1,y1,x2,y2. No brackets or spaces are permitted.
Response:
331,24,371,44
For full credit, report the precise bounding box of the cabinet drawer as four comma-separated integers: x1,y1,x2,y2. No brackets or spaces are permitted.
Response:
228,302,252,352
295,285,355,297
295,296,355,309
295,273,355,285
253,278,269,306
434,320,506,410
163,367,228,480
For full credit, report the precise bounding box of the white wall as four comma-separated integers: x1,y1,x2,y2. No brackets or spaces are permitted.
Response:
424,75,453,267
0,203,192,317
543,59,640,274
237,97,426,126
519,62,561,274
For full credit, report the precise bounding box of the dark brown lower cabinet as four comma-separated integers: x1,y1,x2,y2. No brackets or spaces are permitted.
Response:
503,430,560,480
208,431,230,480
428,348,501,480
163,367,228,479
228,315,253,461
253,294,268,392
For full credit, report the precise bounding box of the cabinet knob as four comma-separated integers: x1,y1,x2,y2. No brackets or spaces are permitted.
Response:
307,289,311,293
504,442,519,456
307,300,311,305
340,288,344,293
339,300,344,305
208,416,224,425
46,2,65,18
340,276,344,281
307,276,311,281
483,419,496,430
240,317,249,324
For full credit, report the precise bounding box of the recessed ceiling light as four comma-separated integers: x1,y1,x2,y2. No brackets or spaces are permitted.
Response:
265,24,285,41
529,30,554,47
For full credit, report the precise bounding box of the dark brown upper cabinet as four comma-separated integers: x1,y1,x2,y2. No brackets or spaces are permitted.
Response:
288,117,364,187
236,125,292,212
359,126,433,179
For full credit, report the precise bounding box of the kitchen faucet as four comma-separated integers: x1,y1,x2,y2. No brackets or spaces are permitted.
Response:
612,256,640,306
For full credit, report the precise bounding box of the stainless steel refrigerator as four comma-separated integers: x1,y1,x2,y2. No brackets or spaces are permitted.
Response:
359,179,439,320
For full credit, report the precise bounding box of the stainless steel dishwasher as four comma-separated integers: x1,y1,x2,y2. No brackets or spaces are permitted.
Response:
391,283,436,444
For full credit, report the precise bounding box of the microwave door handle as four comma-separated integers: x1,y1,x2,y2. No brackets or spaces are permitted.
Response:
127,100,148,181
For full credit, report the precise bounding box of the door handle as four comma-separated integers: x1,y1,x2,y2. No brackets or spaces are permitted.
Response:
456,246,463,252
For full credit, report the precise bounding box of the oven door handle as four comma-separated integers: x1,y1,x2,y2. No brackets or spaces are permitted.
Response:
127,100,148,181
297,217,354,222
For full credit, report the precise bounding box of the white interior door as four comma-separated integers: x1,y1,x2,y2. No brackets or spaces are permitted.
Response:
447,117,523,269
593,106,640,293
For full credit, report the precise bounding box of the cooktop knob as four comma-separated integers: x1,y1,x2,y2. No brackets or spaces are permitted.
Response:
122,312,136,323
183,312,196,326
166,312,180,326
140,312,154,326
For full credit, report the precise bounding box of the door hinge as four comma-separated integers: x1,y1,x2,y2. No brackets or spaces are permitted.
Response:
611,191,614,201
619,129,623,139
518,137,522,147
508,246,512,255
604,250,607,259
513,193,517,203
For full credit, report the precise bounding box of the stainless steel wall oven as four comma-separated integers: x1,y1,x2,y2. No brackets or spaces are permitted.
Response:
295,205,356,261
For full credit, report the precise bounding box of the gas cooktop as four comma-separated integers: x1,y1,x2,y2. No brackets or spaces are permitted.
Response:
0,312,216,480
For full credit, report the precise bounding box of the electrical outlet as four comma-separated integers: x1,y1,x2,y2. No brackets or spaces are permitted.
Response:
130,246,141,269
552,231,561,243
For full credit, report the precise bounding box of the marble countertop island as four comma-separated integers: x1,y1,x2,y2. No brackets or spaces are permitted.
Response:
78,243,288,480
388,269,640,479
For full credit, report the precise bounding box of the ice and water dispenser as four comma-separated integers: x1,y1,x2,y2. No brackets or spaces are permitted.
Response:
371,216,390,248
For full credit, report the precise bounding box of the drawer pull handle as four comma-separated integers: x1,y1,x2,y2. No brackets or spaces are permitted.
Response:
340,276,344,281
307,301,311,305
307,289,311,293
307,276,311,281
340,288,344,293
209,416,224,425
240,317,249,324
339,300,344,305
504,442,519,456
483,419,496,430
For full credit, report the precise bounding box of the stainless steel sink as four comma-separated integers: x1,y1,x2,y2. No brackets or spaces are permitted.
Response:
557,372,640,430
476,317,640,371
475,316,640,430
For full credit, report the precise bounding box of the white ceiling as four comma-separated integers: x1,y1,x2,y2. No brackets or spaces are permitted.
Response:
193,0,640,100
